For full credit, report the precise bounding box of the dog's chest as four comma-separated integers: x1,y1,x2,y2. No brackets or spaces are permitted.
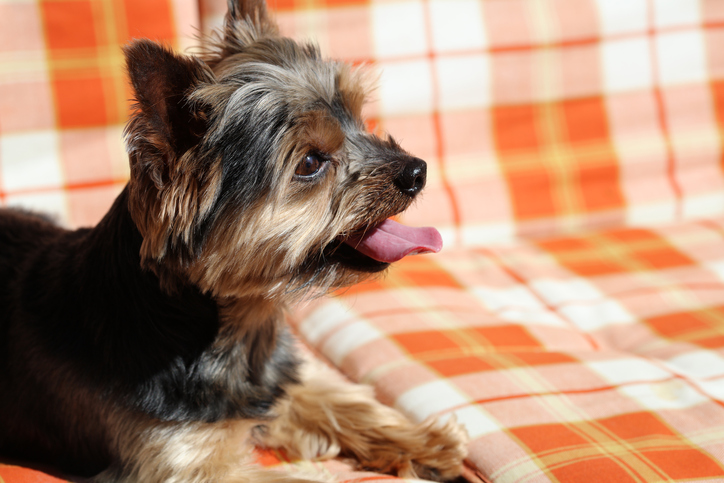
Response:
123,326,301,423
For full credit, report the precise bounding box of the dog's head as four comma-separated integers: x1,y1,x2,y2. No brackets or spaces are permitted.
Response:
124,0,441,299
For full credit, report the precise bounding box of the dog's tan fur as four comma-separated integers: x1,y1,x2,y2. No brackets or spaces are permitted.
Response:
94,359,467,482
264,361,468,481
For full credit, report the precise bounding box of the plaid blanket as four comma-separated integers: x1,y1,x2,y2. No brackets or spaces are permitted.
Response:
3,0,724,482
290,219,724,481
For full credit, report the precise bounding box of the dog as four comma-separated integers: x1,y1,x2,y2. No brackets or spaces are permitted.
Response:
0,0,468,481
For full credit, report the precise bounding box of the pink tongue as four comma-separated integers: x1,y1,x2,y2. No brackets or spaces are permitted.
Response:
344,219,443,263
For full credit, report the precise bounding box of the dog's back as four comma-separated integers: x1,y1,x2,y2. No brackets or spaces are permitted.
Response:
0,208,63,324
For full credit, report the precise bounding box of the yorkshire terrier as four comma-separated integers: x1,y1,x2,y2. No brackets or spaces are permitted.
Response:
0,0,468,481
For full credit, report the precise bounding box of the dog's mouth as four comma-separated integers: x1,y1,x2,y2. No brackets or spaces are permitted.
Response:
327,219,443,272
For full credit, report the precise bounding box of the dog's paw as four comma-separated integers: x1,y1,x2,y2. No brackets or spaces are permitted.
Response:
405,416,469,481
354,415,469,482
262,363,468,481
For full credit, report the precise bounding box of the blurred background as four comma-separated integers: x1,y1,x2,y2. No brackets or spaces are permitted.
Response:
4,0,724,248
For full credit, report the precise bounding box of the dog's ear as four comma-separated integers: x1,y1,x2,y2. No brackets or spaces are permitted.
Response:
124,39,219,275
125,39,214,160
204,0,279,66
226,0,275,30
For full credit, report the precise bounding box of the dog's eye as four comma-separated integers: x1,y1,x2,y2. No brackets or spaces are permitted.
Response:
295,154,325,178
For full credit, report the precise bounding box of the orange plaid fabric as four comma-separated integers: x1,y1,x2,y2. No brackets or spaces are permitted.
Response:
0,0,198,227
5,0,724,240
207,0,724,248
290,218,724,482
0,465,68,483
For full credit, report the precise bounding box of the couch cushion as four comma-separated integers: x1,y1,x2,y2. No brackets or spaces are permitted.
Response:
290,218,724,482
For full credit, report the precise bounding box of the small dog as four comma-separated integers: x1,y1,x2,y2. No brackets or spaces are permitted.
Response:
0,0,468,481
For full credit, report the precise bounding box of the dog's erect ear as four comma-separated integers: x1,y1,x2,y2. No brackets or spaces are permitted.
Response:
203,0,278,66
124,40,220,275
226,0,274,28
125,39,215,159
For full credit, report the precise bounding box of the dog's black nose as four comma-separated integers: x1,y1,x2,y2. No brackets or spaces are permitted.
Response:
395,157,427,196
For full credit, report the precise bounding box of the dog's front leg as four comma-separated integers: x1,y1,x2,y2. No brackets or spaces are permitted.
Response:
93,417,330,483
261,359,468,482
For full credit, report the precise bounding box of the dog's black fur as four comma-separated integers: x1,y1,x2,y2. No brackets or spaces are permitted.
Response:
0,190,299,474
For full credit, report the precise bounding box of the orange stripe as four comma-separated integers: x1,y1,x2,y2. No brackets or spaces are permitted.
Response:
437,361,724,415
436,375,690,412
269,0,370,11
0,178,127,200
